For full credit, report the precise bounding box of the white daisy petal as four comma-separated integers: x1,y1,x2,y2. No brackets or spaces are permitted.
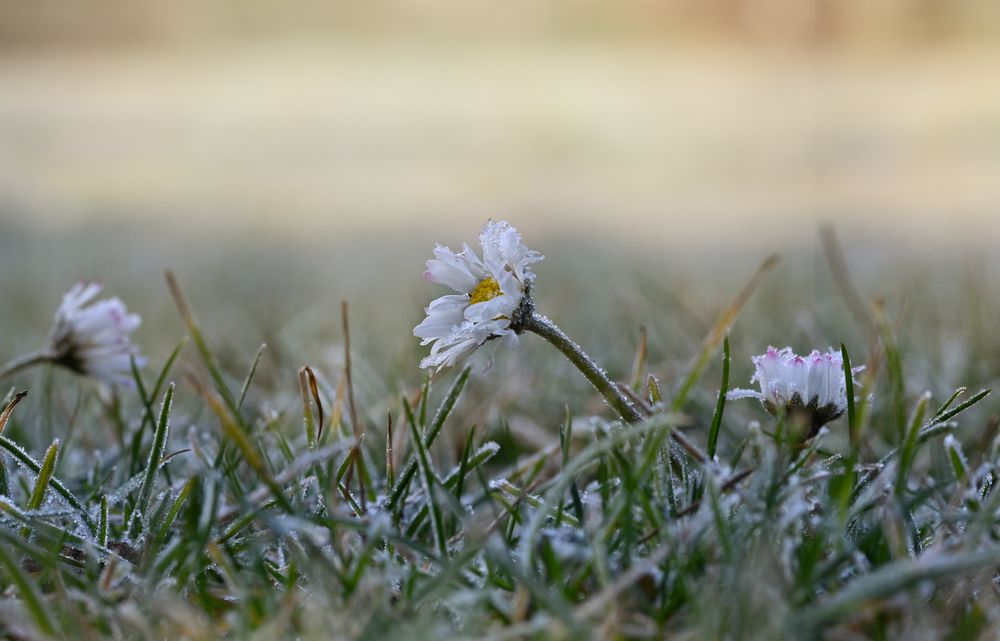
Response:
424,245,482,292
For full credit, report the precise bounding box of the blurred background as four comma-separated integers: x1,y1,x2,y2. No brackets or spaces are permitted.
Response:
1,1,999,451
3,0,1000,247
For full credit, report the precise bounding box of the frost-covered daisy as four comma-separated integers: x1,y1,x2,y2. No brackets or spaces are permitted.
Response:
728,346,862,436
414,220,543,370
0,282,143,386
45,282,143,386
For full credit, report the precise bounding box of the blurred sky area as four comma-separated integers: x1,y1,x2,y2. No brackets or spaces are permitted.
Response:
2,1,1000,252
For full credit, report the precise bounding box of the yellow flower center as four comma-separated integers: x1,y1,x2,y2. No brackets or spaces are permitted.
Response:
469,276,502,305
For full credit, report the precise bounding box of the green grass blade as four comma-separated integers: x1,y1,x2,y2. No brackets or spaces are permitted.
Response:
133,383,174,536
26,439,59,511
428,365,471,443
841,342,858,450
934,388,990,425
99,494,109,547
404,397,447,557
797,546,1000,631
0,452,8,497
707,335,730,459
454,424,477,503
0,544,56,635
238,343,267,411
0,435,94,533
149,478,195,558
388,366,471,510
932,386,966,421
895,392,930,497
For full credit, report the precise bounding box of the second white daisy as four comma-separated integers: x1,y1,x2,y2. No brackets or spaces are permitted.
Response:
414,220,543,370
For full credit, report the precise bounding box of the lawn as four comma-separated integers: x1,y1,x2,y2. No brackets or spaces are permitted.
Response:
0,218,997,640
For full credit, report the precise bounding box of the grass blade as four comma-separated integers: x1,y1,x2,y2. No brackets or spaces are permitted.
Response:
0,390,27,435
238,343,267,411
99,495,109,547
841,342,858,451
895,392,931,497
404,397,447,557
672,254,778,411
165,270,242,419
629,325,648,391
26,439,59,511
299,366,319,448
798,546,1000,630
388,366,471,510
0,544,56,635
707,335,730,459
0,435,94,532
132,383,174,536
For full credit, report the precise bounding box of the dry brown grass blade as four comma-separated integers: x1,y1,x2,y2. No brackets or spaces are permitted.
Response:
672,253,779,411
341,300,367,512
820,225,873,336
0,390,28,435
705,253,780,350
164,270,197,328
331,371,348,438
299,366,325,443
186,373,265,474
341,300,360,437
629,326,648,391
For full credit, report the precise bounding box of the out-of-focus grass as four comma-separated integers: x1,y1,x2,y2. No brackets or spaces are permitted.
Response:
1,219,998,448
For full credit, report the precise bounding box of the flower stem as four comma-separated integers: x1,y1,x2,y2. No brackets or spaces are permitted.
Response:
522,313,644,423
0,349,53,381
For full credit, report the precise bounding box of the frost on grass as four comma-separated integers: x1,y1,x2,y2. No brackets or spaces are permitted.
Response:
0,254,997,640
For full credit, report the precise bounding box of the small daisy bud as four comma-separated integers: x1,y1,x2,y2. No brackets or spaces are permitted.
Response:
728,346,863,438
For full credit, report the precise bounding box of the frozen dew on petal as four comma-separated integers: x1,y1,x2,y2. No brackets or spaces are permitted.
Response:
728,346,863,437
414,220,543,370
47,282,144,387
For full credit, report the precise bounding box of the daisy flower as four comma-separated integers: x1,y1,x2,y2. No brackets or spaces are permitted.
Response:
45,282,144,386
414,220,543,370
728,346,862,436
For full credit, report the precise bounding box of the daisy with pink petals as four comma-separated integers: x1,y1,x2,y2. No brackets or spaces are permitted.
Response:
0,282,144,387
47,282,144,386
728,346,863,436
414,220,543,370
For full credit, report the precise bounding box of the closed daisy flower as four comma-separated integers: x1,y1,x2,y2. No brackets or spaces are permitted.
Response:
414,220,543,370
46,282,144,386
729,346,862,436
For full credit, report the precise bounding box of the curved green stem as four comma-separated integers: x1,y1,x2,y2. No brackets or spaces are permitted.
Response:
0,349,53,381
522,313,644,424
